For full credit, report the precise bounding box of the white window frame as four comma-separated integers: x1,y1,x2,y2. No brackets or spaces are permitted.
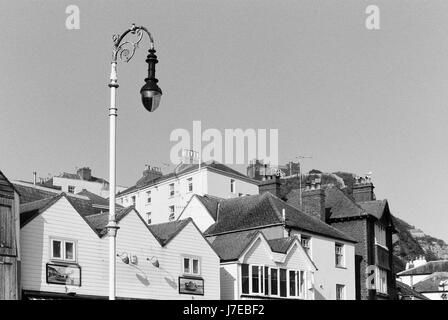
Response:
301,235,311,256
68,185,75,194
50,238,77,263
131,195,136,206
169,183,175,197
287,269,298,298
187,178,193,193
249,265,264,295
146,212,151,224
168,205,175,221
269,267,280,297
230,179,236,194
146,190,151,204
376,267,388,294
374,223,387,249
182,256,201,276
336,284,346,300
335,243,345,267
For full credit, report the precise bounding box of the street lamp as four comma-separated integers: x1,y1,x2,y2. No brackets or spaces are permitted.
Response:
106,23,162,300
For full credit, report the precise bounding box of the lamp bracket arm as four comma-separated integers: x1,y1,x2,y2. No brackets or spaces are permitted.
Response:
111,24,155,64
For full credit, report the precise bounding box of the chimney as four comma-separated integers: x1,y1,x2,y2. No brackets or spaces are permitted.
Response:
137,165,163,186
352,175,375,202
258,174,282,197
33,171,37,185
300,178,326,221
77,167,92,181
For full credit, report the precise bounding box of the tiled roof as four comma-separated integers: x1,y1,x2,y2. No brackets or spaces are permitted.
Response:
204,192,356,243
357,200,387,220
396,281,430,300
413,272,448,293
13,183,58,204
195,194,223,220
148,218,192,246
58,172,108,184
398,260,448,276
85,207,134,237
76,189,122,209
20,195,62,227
268,237,295,254
117,161,256,197
207,230,259,261
323,186,367,219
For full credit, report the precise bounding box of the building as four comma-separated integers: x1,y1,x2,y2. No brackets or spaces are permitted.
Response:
247,159,300,180
18,183,220,299
36,167,127,198
208,230,317,300
179,178,357,300
285,176,398,300
395,281,429,300
0,170,21,300
116,161,259,225
397,258,448,300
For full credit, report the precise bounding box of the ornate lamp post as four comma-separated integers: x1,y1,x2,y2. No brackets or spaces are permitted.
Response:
107,23,162,300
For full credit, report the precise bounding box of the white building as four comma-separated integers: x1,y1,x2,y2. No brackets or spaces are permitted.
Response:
18,185,220,300
179,190,357,300
37,167,127,198
208,230,317,300
116,161,259,225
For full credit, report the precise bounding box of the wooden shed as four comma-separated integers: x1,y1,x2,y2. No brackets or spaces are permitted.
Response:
0,170,20,300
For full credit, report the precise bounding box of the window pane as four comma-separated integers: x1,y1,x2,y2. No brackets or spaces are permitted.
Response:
280,269,287,297
252,266,259,293
65,242,74,260
52,240,61,258
289,271,296,296
271,269,278,295
192,259,199,274
242,264,249,294
183,258,190,273
299,271,305,296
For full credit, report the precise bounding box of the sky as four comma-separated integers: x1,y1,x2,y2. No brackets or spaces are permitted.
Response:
1,1,447,242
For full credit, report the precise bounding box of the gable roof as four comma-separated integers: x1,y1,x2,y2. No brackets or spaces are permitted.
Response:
0,170,20,199
396,281,430,300
85,207,134,237
207,230,260,262
413,272,448,293
322,186,367,219
147,218,192,246
268,237,296,254
204,192,356,243
357,200,388,220
13,182,58,204
195,194,222,220
76,189,111,207
57,172,108,184
117,161,257,198
20,194,63,227
398,260,448,276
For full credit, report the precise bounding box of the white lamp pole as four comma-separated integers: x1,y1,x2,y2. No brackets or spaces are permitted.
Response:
106,24,162,300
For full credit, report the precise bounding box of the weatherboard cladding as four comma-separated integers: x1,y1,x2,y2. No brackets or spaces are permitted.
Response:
204,192,356,243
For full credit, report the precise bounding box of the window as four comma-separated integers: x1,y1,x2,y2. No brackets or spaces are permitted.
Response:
183,257,200,276
376,268,388,294
252,266,260,293
169,205,175,221
280,268,287,297
68,185,75,194
299,270,305,297
131,195,136,206
146,190,151,204
146,212,151,224
375,223,387,248
289,271,296,297
51,239,76,262
230,179,235,194
301,236,311,255
270,268,279,296
242,264,250,294
335,243,344,267
336,284,345,300
169,183,175,197
187,178,193,193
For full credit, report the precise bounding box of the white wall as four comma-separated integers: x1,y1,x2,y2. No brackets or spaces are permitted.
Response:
288,230,356,300
117,167,258,226
53,177,126,198
179,196,216,232
20,197,220,299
